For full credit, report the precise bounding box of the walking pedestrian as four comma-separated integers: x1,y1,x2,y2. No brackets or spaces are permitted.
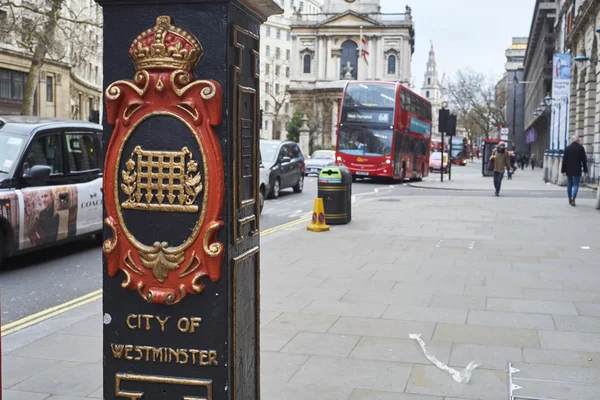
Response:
508,152,516,180
521,154,527,170
561,135,588,207
489,142,514,196
530,153,536,170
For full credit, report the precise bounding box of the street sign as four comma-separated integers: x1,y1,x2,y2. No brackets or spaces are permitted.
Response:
500,128,509,135
501,134,509,141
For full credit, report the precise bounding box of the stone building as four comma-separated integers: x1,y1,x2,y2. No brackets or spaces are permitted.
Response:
259,0,322,140
523,0,556,165
420,43,444,136
563,0,600,182
288,0,415,149
504,37,527,154
0,0,102,121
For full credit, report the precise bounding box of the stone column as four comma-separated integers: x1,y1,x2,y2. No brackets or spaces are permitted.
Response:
299,114,310,157
96,2,281,399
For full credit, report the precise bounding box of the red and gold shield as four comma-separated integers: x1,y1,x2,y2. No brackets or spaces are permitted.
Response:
103,16,224,305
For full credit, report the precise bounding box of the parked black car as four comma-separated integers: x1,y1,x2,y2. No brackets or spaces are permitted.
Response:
259,140,305,199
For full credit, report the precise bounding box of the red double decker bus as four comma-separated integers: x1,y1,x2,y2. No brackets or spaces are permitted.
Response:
450,136,469,165
335,81,432,181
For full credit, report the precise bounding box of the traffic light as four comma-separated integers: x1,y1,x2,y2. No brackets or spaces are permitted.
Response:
438,109,449,133
448,114,457,137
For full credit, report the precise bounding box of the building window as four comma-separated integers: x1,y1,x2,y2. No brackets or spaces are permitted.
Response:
265,64,270,75
303,54,311,74
46,76,54,102
286,67,290,78
299,1,303,11
291,0,294,9
276,29,281,40
426,90,430,98
387,55,396,75
285,103,289,113
276,47,281,59
0,68,26,100
266,27,271,37
265,82,270,93
287,32,291,41
286,49,291,60
275,83,280,94
428,78,431,85
265,101,270,112
275,65,280,77
265,120,269,130
266,45,270,57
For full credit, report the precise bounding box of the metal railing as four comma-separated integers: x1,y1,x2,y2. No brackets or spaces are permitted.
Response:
584,156,600,185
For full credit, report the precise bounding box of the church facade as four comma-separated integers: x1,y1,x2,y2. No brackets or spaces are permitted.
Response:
420,44,445,137
288,0,415,150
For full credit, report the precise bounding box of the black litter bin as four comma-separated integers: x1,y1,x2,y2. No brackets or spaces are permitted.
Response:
318,166,352,225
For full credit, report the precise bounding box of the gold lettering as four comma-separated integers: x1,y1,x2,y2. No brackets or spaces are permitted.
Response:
178,349,189,364
190,317,201,333
156,316,170,332
199,350,208,366
189,349,199,364
168,348,178,363
126,314,138,330
209,350,218,366
177,317,190,333
134,347,143,361
142,315,153,331
124,345,133,360
140,346,151,361
152,347,163,362
111,344,124,359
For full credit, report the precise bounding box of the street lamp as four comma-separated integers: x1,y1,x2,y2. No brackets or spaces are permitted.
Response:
574,48,599,64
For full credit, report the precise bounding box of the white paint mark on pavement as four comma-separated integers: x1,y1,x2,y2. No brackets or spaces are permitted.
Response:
582,246,591,250
436,240,444,248
468,241,475,250
409,333,479,384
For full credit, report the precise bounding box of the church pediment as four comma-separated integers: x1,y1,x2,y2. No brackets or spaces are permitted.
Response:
316,11,382,28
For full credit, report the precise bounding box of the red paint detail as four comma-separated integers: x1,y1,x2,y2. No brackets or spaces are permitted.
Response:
103,67,224,305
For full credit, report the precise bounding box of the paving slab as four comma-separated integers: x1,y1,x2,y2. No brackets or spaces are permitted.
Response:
382,305,468,325
289,356,413,393
432,323,541,348
1,356,55,389
449,343,522,370
348,390,443,399
10,333,101,364
405,364,507,400
328,317,436,340
261,383,353,400
538,330,600,352
349,336,452,364
265,312,339,333
280,332,360,357
1,390,49,400
10,361,100,397
467,310,555,330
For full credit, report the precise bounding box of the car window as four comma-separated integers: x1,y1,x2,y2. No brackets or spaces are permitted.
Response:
0,132,26,174
23,133,63,175
278,145,289,160
291,144,302,159
65,133,100,172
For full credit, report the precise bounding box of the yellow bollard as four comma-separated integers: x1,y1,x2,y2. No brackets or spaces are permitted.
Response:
307,198,330,232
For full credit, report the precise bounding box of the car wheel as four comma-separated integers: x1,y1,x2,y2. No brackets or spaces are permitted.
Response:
259,187,265,214
269,178,280,199
293,175,304,193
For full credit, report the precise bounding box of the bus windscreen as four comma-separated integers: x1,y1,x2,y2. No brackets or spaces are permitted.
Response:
343,83,396,109
337,125,393,157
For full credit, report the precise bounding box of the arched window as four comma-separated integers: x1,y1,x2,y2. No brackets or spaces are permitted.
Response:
340,40,358,79
428,78,431,85
387,55,396,74
426,90,430,98
303,54,311,74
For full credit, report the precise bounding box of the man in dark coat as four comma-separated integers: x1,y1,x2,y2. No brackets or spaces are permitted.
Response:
561,135,588,207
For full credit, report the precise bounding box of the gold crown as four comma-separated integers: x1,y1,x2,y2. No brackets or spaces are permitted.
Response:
129,16,203,71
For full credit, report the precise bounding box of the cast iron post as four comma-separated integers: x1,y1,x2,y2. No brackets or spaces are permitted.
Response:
96,2,282,399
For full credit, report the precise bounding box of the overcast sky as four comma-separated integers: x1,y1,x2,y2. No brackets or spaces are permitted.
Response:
379,0,536,89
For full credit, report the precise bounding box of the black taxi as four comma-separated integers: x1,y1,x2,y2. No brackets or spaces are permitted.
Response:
0,116,103,267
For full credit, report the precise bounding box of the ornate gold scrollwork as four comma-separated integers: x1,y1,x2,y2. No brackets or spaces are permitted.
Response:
171,69,217,99
138,242,185,282
203,221,223,257
103,217,118,254
106,70,150,100
121,146,202,212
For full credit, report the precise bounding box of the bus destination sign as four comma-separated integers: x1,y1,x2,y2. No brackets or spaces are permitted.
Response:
343,110,393,124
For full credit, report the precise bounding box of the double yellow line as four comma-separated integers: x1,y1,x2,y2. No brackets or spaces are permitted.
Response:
1,216,311,338
1,289,102,337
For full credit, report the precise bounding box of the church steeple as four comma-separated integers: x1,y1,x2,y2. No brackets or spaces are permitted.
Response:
421,41,445,134
423,42,438,87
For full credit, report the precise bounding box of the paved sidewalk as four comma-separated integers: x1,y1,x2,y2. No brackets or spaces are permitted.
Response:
412,162,595,193
3,186,600,399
